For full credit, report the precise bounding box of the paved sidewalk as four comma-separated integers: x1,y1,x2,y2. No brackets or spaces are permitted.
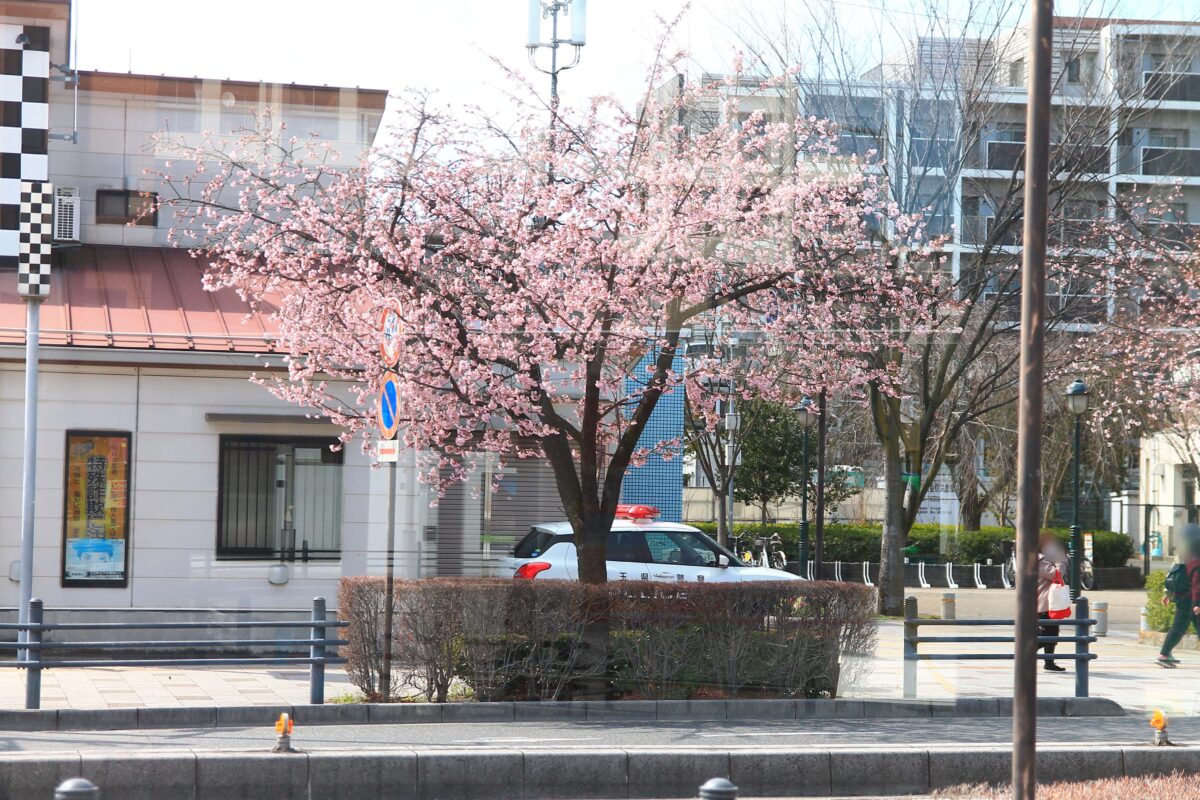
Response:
904,588,1146,626
856,620,1194,715
0,666,353,709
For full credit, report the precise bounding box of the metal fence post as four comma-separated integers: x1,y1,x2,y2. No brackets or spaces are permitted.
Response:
903,596,918,699
54,778,100,799
698,777,738,800
1075,596,1089,699
25,598,42,710
310,596,326,705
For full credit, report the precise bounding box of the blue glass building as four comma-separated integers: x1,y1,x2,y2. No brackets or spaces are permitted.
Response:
621,353,685,522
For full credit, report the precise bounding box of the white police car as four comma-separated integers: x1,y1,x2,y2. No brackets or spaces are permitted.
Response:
497,505,799,582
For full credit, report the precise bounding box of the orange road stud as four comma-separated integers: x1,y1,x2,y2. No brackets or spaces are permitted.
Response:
273,712,295,753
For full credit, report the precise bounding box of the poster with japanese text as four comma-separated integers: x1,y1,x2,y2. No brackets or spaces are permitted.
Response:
62,431,130,586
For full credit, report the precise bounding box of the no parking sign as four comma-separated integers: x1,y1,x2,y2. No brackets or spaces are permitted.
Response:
376,372,401,441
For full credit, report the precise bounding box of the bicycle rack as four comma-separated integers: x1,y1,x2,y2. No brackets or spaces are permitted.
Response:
862,561,874,586
945,562,959,589
834,561,844,581
1001,563,1013,589
917,561,931,589
805,560,815,581
973,562,987,589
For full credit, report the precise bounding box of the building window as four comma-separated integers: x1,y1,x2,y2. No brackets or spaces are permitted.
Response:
1149,128,1190,149
217,435,343,560
155,102,200,134
1066,58,1082,84
1008,60,1024,87
96,190,158,226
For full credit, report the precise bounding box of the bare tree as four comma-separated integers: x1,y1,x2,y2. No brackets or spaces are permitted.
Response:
727,0,1200,612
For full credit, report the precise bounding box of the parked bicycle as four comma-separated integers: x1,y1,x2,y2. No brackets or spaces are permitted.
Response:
999,538,1093,591
731,533,788,571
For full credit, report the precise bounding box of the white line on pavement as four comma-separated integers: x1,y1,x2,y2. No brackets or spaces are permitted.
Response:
451,736,606,744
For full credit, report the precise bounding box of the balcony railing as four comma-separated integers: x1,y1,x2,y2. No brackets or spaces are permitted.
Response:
981,141,1108,173
1143,71,1200,103
962,216,1105,248
1140,146,1200,177
835,132,883,160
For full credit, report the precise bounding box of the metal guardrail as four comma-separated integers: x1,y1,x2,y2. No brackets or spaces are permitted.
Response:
5,597,346,709
902,595,1096,700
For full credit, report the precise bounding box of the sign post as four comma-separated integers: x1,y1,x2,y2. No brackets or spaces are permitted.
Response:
17,181,53,658
377,308,402,700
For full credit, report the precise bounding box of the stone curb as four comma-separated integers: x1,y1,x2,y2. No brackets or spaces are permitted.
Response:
0,696,1123,732
0,743,1184,800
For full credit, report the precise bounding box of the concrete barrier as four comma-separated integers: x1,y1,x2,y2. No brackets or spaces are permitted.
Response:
8,743,1200,799
0,697,1124,733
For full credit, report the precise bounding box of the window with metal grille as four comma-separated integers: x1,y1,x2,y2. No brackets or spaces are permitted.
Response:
216,435,343,560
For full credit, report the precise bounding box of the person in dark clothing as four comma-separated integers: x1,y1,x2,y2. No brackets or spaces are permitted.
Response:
1158,524,1200,667
1036,533,1068,672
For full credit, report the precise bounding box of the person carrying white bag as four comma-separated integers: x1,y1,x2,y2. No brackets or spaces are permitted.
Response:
1036,533,1071,673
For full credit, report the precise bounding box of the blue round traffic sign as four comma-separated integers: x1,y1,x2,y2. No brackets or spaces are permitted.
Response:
376,372,401,440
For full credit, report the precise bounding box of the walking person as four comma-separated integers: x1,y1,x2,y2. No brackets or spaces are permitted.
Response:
1037,533,1069,672
1157,524,1200,668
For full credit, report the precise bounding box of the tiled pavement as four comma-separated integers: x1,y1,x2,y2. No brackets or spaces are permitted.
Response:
0,665,354,709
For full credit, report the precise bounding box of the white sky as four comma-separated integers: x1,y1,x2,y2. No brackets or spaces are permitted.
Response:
72,0,1199,116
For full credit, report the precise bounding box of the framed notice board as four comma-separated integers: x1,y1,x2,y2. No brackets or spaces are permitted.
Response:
61,430,131,587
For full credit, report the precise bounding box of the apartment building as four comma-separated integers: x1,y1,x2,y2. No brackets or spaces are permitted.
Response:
668,17,1200,542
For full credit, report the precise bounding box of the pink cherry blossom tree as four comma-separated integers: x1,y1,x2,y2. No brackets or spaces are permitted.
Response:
156,64,942,584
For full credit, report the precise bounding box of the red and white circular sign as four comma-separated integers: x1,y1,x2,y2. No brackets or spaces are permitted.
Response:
380,307,402,367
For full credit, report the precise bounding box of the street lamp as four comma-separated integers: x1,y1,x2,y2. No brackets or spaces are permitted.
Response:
794,397,819,573
1066,378,1090,599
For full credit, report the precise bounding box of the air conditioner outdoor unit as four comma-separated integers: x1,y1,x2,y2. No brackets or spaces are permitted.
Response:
54,187,80,242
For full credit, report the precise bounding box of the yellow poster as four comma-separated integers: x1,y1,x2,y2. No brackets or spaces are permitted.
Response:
63,432,130,585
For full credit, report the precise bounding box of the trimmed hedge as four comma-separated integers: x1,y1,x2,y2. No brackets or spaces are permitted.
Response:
1145,570,1172,633
339,577,877,703
689,521,1134,568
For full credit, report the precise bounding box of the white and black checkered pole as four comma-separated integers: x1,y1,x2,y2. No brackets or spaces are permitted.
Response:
17,181,53,658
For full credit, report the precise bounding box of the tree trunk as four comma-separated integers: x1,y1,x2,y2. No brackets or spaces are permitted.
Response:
575,512,610,584
878,432,907,616
961,492,985,532
760,499,769,526
715,490,730,547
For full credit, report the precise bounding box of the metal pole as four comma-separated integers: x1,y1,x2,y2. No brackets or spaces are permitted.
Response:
380,460,397,701
24,598,41,710
725,395,736,537
309,596,326,705
1143,503,1153,579
1013,2,1053,797
799,427,809,568
549,1,559,107
1074,597,1089,698
1069,414,1083,600
903,596,918,698
18,299,41,658
814,388,828,580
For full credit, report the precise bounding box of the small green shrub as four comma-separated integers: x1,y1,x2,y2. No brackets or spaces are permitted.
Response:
1145,570,1172,633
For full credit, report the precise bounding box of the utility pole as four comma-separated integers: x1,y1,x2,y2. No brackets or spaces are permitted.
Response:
16,181,54,659
1013,2,1053,798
